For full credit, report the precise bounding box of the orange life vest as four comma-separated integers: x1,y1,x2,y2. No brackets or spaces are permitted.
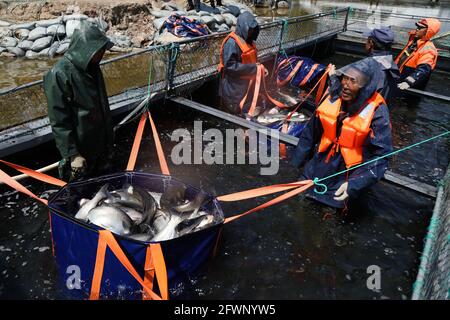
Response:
395,37,438,73
316,92,386,169
217,32,286,116
218,32,257,74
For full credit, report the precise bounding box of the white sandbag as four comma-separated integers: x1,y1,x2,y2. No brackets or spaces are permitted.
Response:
0,36,17,47
153,17,167,31
201,15,216,26
14,28,30,40
0,27,12,38
213,14,225,25
222,13,237,26
47,24,66,37
0,46,6,53
151,10,173,18
25,50,39,59
36,17,63,28
63,14,88,22
28,27,47,41
9,22,35,30
7,46,25,57
0,20,10,27
56,41,70,55
17,40,34,51
31,36,53,51
66,20,82,38
217,24,230,32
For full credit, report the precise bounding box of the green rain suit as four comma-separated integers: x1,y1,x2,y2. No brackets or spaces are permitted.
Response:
44,22,114,180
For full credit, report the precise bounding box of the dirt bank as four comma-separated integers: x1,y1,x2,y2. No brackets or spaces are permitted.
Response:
0,0,178,45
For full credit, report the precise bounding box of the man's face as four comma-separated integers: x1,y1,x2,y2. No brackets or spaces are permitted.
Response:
90,48,106,65
341,75,361,102
415,26,428,39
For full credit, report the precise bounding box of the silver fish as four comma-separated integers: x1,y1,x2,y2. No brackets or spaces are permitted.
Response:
160,184,187,211
172,191,208,215
103,184,157,225
87,205,133,236
75,184,109,221
176,213,213,237
127,233,154,242
256,112,306,125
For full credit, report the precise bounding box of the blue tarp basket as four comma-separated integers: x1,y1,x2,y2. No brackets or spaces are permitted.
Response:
276,55,326,89
47,171,224,299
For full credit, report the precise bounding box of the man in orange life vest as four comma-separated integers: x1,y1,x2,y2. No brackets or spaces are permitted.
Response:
290,58,393,209
218,11,268,116
396,18,441,91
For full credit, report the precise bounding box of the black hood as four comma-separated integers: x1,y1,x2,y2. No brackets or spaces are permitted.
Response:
235,11,260,43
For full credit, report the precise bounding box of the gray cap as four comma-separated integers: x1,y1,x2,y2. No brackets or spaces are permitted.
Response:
363,26,395,45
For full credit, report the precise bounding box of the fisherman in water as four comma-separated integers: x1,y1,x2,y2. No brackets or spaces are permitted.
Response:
290,58,393,210
218,11,269,117
363,26,399,104
44,21,114,181
395,18,441,91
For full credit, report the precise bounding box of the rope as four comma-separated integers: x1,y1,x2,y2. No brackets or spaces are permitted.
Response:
312,130,450,194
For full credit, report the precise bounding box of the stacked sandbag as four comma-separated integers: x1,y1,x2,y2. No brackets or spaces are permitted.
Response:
152,0,253,44
0,13,108,59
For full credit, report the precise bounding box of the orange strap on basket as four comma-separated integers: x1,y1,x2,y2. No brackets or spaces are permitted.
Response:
127,112,147,171
0,160,66,187
0,168,48,205
217,180,312,202
125,110,170,300
223,180,314,224
90,230,167,300
299,63,319,87
126,111,170,176
148,112,170,176
277,59,304,87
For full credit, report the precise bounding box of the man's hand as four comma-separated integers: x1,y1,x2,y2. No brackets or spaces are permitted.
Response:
333,182,349,201
397,82,410,90
70,155,87,179
328,64,336,76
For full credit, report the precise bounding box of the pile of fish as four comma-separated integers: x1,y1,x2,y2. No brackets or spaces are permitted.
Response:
74,183,218,242
256,107,307,125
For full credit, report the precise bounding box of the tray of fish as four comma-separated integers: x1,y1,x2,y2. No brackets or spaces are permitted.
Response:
73,183,219,243
47,171,225,298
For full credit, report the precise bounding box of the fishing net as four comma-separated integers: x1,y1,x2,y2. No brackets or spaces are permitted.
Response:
412,163,450,300
0,8,349,132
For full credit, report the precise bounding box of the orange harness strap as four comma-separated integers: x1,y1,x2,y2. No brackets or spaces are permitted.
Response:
90,230,164,300
148,112,171,176
241,64,288,117
217,180,312,202
224,180,314,224
127,112,147,171
276,59,304,87
125,109,170,300
299,63,319,87
142,243,169,300
276,65,330,159
0,160,66,187
0,168,48,205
